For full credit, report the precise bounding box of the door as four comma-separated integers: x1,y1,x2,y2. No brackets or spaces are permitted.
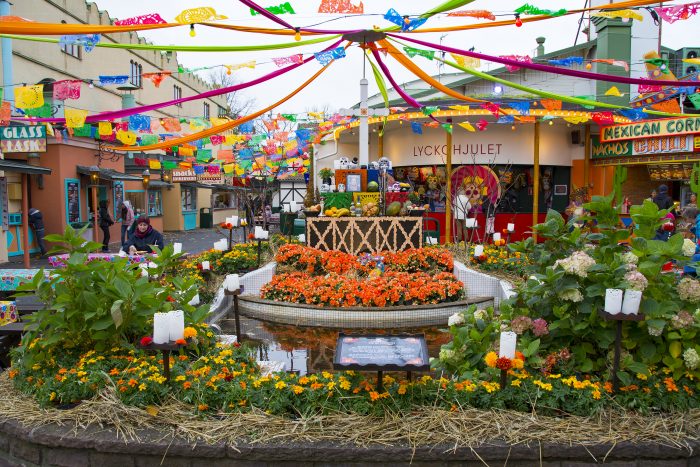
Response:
181,187,197,230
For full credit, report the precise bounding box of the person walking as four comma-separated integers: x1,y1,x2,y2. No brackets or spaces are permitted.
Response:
27,207,47,257
653,185,674,211
119,200,135,247
98,200,114,252
123,216,165,254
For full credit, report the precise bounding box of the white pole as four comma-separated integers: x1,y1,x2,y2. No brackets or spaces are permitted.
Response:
359,78,369,168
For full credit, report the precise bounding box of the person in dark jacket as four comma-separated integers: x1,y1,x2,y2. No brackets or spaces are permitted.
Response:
123,216,165,254
28,207,46,256
98,200,114,252
653,184,674,211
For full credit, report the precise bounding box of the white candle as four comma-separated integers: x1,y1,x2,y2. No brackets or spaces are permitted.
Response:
507,223,515,233
254,226,263,238
153,312,170,344
290,201,298,212
168,310,185,341
622,290,642,315
493,233,501,242
188,294,200,306
298,234,306,243
426,237,437,245
261,230,269,240
499,331,517,359
231,216,239,227
225,274,240,292
140,264,149,278
605,288,623,314
465,218,477,228
474,245,484,257
201,261,210,271
173,243,182,254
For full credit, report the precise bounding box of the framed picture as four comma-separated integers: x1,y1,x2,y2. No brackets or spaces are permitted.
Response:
346,173,362,193
554,185,568,196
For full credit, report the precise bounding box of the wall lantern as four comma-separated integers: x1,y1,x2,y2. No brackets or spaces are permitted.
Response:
142,169,151,189
89,165,100,185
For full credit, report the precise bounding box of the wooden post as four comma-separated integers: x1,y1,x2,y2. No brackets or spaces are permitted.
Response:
92,185,99,242
532,122,540,243
378,127,384,159
21,174,30,268
445,120,453,244
583,123,591,192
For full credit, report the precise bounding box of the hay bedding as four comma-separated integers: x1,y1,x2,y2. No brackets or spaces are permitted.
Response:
0,374,697,454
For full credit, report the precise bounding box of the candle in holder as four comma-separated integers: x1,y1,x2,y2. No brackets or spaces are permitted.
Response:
474,245,484,257
173,243,182,254
201,261,210,271
621,290,642,315
153,312,170,344
465,218,478,228
254,226,263,238
426,237,437,245
605,288,623,314
168,310,185,341
493,233,501,242
499,331,517,359
260,230,269,240
225,274,240,292
290,201,298,212
231,216,239,227
507,223,515,233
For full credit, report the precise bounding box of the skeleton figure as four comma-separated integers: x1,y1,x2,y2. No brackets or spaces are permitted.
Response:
496,168,518,213
541,167,554,211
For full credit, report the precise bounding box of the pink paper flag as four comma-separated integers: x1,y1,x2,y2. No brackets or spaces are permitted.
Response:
53,80,81,100
272,54,304,67
499,55,532,72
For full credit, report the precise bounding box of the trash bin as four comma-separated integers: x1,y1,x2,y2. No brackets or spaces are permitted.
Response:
199,208,213,228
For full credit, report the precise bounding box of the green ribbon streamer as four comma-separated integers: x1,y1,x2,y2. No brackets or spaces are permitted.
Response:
403,47,435,60
368,56,390,137
0,33,339,52
514,3,567,16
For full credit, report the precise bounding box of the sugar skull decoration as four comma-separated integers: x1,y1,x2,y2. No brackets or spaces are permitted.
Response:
451,165,501,215
378,157,392,171
338,157,349,169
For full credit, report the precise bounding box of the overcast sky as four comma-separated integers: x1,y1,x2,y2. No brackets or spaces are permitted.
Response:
89,1,696,115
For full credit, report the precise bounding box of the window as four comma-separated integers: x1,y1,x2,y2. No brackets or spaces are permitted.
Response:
212,192,233,209
129,60,143,88
148,190,163,216
181,187,196,211
203,102,210,120
125,191,146,217
173,85,183,107
217,106,227,118
59,21,81,59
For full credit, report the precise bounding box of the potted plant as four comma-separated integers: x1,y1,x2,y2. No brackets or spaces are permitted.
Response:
319,168,334,186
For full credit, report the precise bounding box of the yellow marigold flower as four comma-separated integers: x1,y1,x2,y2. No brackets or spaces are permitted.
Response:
175,375,186,382
484,352,498,368
138,383,147,391
322,371,333,379
339,380,351,391
292,385,304,394
533,380,553,391
183,327,197,339
636,373,648,381
511,379,522,387
198,404,208,411
49,392,56,402
326,381,336,390
275,381,287,390
592,389,601,400
397,385,407,395
511,358,524,370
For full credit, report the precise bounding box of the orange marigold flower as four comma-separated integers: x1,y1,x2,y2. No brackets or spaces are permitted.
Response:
183,327,197,339
128,379,138,387
664,377,679,392
369,391,380,401
183,381,192,389
109,368,120,376
178,355,188,361
484,352,498,368
175,338,187,345
198,404,208,411
495,357,513,371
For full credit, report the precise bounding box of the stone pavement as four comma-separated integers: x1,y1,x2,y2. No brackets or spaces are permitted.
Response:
0,228,250,269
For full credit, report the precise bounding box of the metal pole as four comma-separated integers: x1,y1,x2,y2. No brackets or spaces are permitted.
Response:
532,122,540,243
445,120,453,244
612,320,622,392
583,124,591,192
0,1,13,93
21,174,30,268
377,127,384,159
92,186,99,242
359,78,369,168
233,293,242,343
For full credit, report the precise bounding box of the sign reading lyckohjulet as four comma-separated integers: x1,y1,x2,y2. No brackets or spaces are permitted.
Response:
0,125,47,153
172,170,196,182
601,117,700,142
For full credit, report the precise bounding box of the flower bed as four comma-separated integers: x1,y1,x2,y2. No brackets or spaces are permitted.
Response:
448,243,529,281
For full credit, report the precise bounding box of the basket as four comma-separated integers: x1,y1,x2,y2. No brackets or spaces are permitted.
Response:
352,192,380,207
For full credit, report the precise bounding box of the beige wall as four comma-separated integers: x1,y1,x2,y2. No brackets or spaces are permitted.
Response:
212,208,242,225
196,188,212,228
162,184,183,231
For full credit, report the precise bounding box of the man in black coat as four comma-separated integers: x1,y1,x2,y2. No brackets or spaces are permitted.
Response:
28,208,46,256
653,184,674,211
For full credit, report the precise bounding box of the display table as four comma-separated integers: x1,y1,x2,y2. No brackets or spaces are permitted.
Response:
306,217,423,254
48,253,155,268
0,269,52,292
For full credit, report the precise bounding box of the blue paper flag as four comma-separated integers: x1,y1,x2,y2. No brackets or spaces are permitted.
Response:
547,57,584,67
314,47,347,66
238,148,253,160
619,108,646,121
128,114,151,132
295,129,312,141
59,34,101,53
384,8,428,32
98,75,129,85
239,122,254,133
193,165,205,175
509,102,530,115
496,115,515,124
411,122,423,134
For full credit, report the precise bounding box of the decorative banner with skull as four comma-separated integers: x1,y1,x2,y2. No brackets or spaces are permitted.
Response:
450,165,502,215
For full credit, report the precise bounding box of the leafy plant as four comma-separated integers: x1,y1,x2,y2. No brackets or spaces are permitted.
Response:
319,168,333,180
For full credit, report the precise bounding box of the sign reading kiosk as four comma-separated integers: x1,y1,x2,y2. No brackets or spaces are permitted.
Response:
0,125,47,153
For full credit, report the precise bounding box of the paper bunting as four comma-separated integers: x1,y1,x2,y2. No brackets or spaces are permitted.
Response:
280,114,297,122
53,80,81,100
129,114,151,132
314,47,346,66
476,120,489,131
410,122,423,134
592,10,643,21
223,163,235,174
179,162,192,169
421,106,438,116
499,55,532,72
619,109,647,121
458,121,475,132
384,8,428,32
688,93,700,110
175,7,227,23
605,86,623,97
239,148,253,160
116,130,137,145
210,135,225,145
480,102,500,117
98,75,129,85
189,118,207,131
162,161,178,169
448,105,470,112
14,85,44,109
65,109,88,128
654,3,700,23
514,4,567,16
547,57,583,67
450,53,480,68
217,150,234,162
390,107,408,114
114,13,167,25
591,59,629,72
403,47,435,60
497,115,514,124
148,159,162,170
296,128,312,140
193,165,205,175
318,0,363,14
197,149,213,162
563,116,589,124
59,34,100,52
72,123,94,138
591,112,615,125
250,2,295,15
509,102,530,115
540,99,562,111
143,72,171,88
209,118,229,127
447,10,495,20
441,124,452,134
139,134,159,146
24,104,52,118
0,102,11,125
574,95,596,110
179,147,194,157
224,61,256,75
161,118,181,132
134,157,147,167
272,54,304,67
114,122,129,133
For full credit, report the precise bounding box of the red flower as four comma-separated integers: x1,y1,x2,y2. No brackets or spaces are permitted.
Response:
495,357,512,371
248,233,256,240
196,263,203,270
662,261,674,272
234,342,241,347
175,338,187,345
166,295,175,302
140,336,153,346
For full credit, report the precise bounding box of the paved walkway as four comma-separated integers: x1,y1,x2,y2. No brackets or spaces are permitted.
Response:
0,228,250,269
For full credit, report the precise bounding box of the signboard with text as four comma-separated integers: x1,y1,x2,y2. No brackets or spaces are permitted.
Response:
333,334,430,371
0,125,47,153
592,135,696,159
172,169,196,182
600,116,700,142
197,173,224,185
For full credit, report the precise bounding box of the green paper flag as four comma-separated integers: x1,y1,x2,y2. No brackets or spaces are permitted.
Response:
139,134,158,146
171,146,179,153
202,136,211,145
403,47,435,60
24,103,52,118
162,161,178,169
422,106,439,116
73,125,93,137
0,88,3,101
441,124,452,134
688,93,700,110
196,149,212,162
574,95,596,110
281,114,297,122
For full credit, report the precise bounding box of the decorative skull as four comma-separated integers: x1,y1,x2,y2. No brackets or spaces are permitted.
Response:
320,183,331,193
369,161,380,170
337,157,349,170
378,157,392,170
390,182,401,192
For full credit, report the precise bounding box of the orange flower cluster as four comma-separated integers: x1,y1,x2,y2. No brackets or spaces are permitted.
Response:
492,239,506,247
261,271,464,308
219,222,234,230
383,248,454,274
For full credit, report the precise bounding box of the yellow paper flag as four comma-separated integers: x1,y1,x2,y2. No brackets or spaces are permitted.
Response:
116,130,137,145
98,121,113,136
210,117,229,127
44,123,54,137
308,112,324,120
223,163,234,174
14,85,44,109
450,53,480,68
605,86,622,97
65,109,89,128
449,105,470,112
592,9,643,21
458,121,475,132
148,159,161,170
564,116,590,124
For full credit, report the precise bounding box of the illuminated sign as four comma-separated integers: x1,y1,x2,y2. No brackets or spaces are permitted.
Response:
592,135,694,159
600,116,700,142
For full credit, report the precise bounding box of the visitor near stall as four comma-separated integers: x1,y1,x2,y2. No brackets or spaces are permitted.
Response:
653,185,674,211
119,200,135,247
28,207,47,257
123,216,165,254
98,200,114,253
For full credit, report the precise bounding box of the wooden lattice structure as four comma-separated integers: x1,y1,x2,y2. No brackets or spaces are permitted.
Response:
306,217,423,254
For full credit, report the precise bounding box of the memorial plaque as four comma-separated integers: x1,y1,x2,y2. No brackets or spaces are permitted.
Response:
333,334,430,372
